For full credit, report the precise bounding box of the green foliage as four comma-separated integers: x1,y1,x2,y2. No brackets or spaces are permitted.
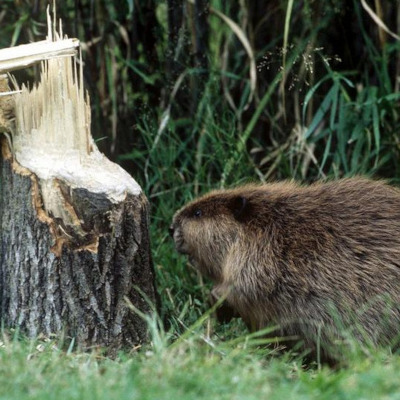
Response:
302,71,400,178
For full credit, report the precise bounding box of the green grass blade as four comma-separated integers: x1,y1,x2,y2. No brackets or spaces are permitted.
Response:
304,81,339,140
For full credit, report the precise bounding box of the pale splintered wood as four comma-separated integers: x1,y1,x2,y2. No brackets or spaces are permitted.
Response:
5,7,141,242
12,50,141,204
0,39,79,74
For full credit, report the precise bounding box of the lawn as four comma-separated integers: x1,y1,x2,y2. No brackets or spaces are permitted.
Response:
1,326,400,399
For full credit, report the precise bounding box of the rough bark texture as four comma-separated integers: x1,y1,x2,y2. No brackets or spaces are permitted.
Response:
0,138,158,352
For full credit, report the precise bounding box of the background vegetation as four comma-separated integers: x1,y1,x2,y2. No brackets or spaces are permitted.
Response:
1,0,400,398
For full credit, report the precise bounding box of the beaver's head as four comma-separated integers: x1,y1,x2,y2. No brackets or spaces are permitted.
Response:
170,190,251,282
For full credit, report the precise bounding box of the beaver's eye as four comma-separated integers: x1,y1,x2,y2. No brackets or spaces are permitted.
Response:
194,209,202,218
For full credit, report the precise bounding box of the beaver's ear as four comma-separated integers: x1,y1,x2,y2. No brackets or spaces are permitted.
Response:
230,196,249,220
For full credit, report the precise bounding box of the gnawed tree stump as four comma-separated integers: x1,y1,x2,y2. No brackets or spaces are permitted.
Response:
0,23,158,351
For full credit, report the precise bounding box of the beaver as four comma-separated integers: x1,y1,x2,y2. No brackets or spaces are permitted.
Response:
170,178,400,361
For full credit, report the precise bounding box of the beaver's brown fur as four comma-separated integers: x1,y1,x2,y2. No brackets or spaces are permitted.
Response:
170,178,400,360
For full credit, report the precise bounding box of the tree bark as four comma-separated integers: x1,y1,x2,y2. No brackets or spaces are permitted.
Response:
0,137,158,352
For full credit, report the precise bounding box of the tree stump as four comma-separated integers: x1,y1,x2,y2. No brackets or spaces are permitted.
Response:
0,35,158,351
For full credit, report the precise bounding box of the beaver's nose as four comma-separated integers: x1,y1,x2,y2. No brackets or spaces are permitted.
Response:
169,225,174,237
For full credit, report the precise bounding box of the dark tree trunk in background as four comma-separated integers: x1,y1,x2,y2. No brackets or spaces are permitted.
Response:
166,0,210,115
193,0,209,73
0,138,158,353
191,0,210,112
167,0,187,87
128,0,160,97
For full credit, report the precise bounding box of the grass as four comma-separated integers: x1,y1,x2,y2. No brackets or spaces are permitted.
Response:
1,329,400,400
2,0,400,398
